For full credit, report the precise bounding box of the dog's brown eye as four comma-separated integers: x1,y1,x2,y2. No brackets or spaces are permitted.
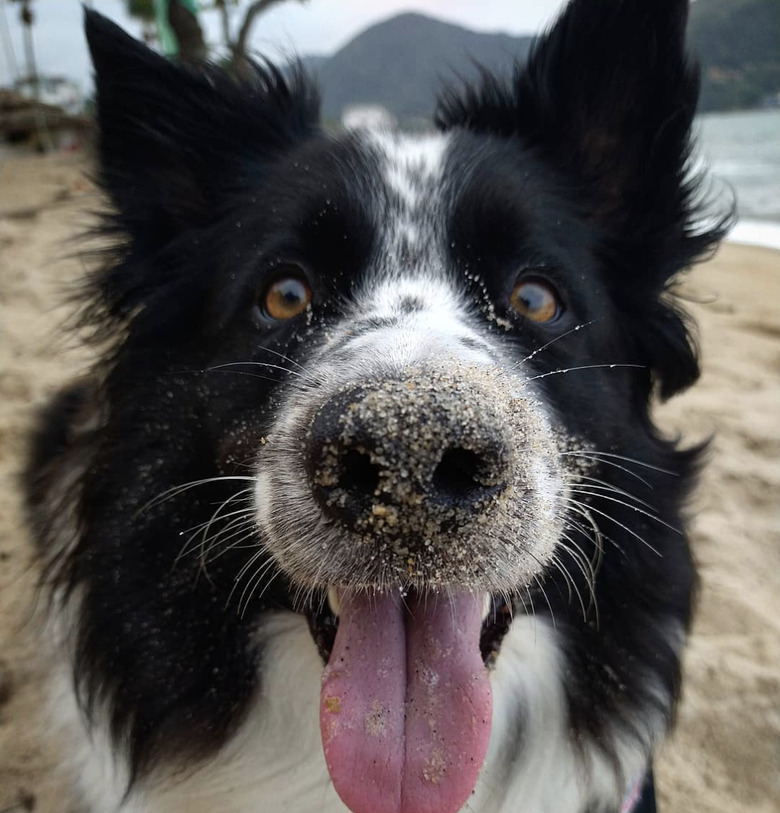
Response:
510,279,561,323
261,272,311,321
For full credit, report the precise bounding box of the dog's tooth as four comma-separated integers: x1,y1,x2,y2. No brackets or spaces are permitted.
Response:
327,586,341,617
482,593,492,621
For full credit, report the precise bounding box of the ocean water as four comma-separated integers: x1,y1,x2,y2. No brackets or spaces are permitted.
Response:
694,109,780,249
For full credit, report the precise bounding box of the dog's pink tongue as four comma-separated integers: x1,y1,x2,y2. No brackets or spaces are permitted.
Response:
320,589,491,813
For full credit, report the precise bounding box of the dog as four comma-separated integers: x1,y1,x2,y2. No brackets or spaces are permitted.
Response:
26,2,727,812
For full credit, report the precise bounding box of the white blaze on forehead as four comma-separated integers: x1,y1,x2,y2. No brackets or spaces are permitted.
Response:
362,130,450,256
343,133,481,365
366,130,450,206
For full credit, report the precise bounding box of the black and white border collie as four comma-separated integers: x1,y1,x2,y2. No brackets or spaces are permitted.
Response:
26,2,727,812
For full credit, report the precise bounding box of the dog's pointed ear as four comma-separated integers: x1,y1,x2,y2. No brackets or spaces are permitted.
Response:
437,0,700,240
84,10,319,252
436,0,730,399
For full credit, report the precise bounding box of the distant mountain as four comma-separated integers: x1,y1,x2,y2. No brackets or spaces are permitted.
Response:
310,13,532,123
689,0,780,111
300,55,328,75
301,3,779,123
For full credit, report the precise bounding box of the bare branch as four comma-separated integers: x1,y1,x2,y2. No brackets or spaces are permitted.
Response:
234,0,308,65
213,0,234,55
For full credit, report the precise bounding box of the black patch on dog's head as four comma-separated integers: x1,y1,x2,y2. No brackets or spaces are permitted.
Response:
81,10,320,340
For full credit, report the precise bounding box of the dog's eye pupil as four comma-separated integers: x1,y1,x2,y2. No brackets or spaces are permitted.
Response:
262,274,312,321
510,280,561,323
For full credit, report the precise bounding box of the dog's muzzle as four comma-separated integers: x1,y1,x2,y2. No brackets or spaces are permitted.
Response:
255,362,563,593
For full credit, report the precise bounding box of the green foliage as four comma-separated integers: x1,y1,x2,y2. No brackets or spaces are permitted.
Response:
127,0,156,22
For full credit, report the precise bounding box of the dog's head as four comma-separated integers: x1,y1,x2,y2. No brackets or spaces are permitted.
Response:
72,1,725,810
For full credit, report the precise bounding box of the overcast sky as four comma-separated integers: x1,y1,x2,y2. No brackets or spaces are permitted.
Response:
0,0,568,91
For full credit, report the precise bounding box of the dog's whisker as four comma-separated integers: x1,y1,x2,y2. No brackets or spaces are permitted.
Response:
564,509,618,561
176,514,253,570
232,550,278,615
561,451,653,487
564,499,663,558
526,363,645,382
182,490,251,544
253,344,308,372
176,497,254,540
192,493,254,578
200,368,298,387
561,449,679,476
557,532,598,591
525,584,542,634
567,488,682,534
567,481,650,505
173,494,254,568
231,535,276,586
239,566,282,618
557,534,600,625
549,546,589,620
549,552,575,604
206,361,320,386
573,475,657,508
513,320,597,368
200,518,258,563
137,475,255,516
548,554,586,623
205,533,261,562
531,571,559,628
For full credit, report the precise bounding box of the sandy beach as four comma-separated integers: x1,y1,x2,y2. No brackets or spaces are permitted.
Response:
1,151,778,812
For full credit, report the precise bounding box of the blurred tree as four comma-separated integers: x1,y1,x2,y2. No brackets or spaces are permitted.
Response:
124,0,307,72
213,0,309,72
126,0,206,63
126,0,158,44
165,0,207,63
10,0,38,94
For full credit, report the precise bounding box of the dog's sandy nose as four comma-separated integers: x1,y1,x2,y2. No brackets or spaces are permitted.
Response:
304,373,514,536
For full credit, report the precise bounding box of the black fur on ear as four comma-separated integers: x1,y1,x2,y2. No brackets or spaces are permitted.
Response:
624,288,702,401
82,11,319,333
435,0,732,398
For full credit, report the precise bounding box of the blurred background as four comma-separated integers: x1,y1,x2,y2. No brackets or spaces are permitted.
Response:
0,3,778,813
0,0,778,244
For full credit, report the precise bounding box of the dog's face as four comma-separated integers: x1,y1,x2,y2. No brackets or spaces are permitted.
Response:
252,133,569,596
51,2,724,811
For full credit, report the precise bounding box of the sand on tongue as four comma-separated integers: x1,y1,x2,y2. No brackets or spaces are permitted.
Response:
320,589,492,813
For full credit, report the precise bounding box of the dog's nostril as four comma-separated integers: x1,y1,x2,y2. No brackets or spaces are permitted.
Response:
337,449,380,498
433,447,488,503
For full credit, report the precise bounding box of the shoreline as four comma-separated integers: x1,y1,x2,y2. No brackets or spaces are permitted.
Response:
727,218,780,251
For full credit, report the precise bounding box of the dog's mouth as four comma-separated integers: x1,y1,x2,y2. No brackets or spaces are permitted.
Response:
306,587,513,668
304,586,513,813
